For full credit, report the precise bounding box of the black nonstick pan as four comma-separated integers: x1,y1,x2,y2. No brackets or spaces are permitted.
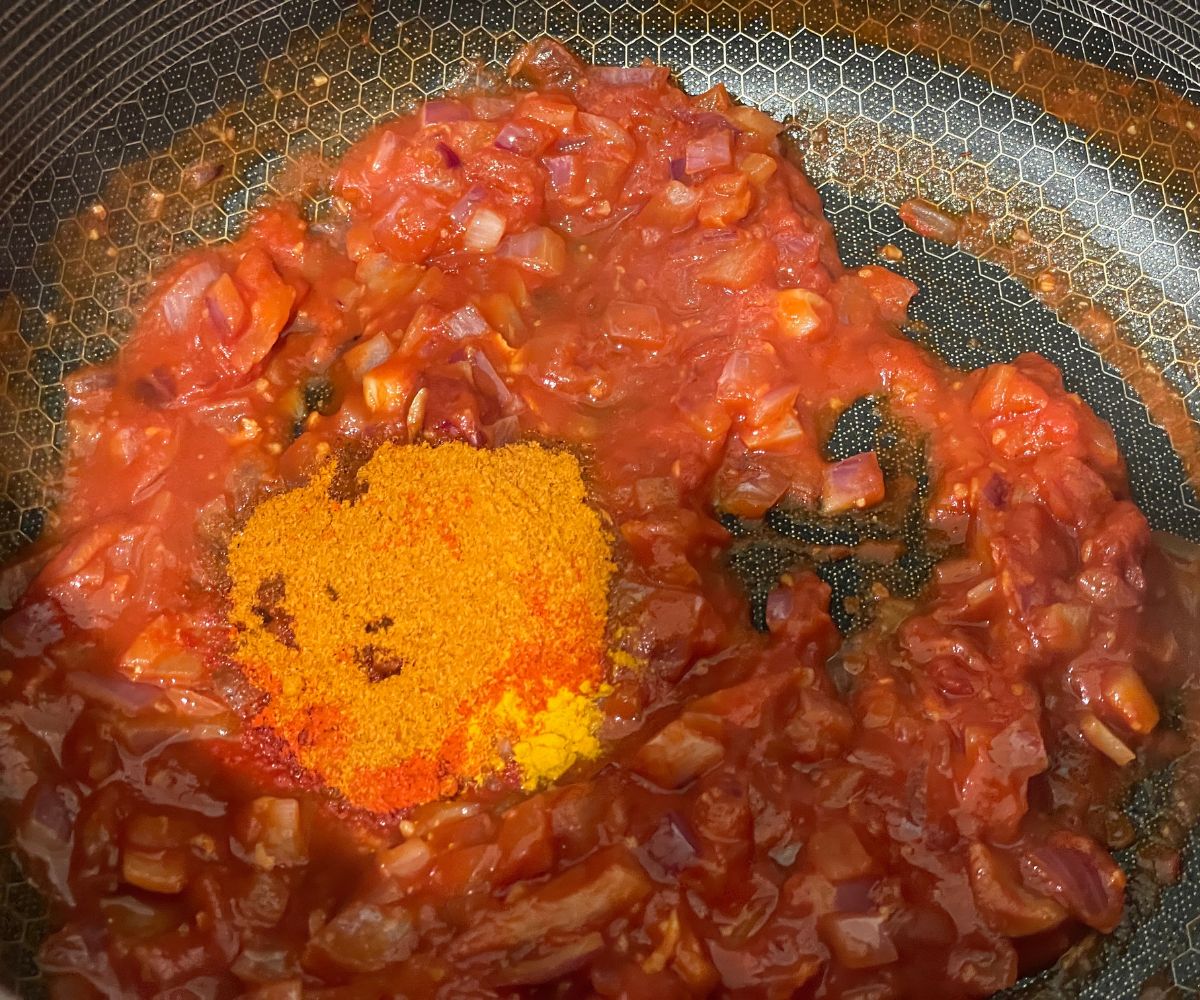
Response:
2,0,1199,996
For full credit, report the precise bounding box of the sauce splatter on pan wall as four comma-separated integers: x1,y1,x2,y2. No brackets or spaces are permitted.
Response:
1,0,1199,996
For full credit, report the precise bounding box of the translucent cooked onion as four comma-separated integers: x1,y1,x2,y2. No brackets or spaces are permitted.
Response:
159,261,222,332
462,207,507,253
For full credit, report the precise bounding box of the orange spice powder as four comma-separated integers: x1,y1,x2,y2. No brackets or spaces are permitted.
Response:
225,441,614,812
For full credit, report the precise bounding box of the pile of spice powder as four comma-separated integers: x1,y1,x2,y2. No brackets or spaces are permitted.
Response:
225,441,615,812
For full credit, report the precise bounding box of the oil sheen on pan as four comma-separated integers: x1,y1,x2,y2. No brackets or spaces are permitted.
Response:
2,36,1200,1000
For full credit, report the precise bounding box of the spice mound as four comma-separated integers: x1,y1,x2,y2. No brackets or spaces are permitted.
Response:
226,441,614,812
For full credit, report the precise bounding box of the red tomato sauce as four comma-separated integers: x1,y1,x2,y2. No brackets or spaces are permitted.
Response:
1,40,1198,999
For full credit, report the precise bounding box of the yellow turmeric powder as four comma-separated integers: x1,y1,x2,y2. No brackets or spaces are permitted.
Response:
225,441,614,812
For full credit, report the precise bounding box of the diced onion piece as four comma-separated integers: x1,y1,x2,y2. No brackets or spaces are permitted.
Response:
494,122,544,155
589,65,667,87
1102,664,1160,735
822,452,886,514
493,933,605,987
468,346,515,412
238,797,308,869
519,95,577,130
305,901,415,973
579,112,635,157
1035,601,1091,653
676,388,732,446
748,384,800,426
498,227,567,276
716,348,779,409
819,913,898,970
434,140,461,169
362,355,414,415
640,180,702,231
728,104,785,142
119,616,205,685
488,415,522,446
478,291,525,343
633,716,725,789
1020,832,1125,932
965,577,997,608
741,413,804,453
898,197,962,244
697,238,771,289
470,94,516,120
447,846,651,959
67,670,162,716
1079,712,1135,766
604,301,665,347
716,461,789,518
122,849,188,894
463,207,507,253
807,820,874,881
445,304,490,341
542,154,578,195
448,186,486,226
698,173,754,229
355,254,422,298
740,152,777,185
776,288,831,339
967,842,1066,937
160,260,222,331
343,332,392,379
419,99,470,126
378,836,432,881
685,130,733,174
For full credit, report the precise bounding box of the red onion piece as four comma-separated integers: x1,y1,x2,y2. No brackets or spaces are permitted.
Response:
488,415,522,447
589,65,667,87
718,463,790,518
553,134,589,154
448,185,486,226
445,304,490,341
159,261,222,332
898,198,962,244
821,452,886,514
462,207,507,253
470,95,516,120
1021,834,1123,932
419,99,470,127
435,140,461,168
468,346,515,411
66,669,163,716
498,227,567,275
669,156,686,181
685,130,734,174
579,112,635,156
494,122,540,155
542,154,577,192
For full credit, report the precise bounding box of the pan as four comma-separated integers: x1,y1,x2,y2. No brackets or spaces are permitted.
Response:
1,0,1198,996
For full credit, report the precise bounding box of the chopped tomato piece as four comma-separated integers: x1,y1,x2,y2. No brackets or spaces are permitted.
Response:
228,248,296,375
855,264,918,324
